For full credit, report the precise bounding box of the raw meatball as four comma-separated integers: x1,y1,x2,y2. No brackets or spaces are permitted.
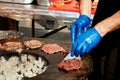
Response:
58,59,83,71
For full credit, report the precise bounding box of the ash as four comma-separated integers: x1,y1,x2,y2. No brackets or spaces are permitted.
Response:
0,53,47,80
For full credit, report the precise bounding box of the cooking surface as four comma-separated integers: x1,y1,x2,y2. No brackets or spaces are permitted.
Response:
21,38,93,80
0,30,93,80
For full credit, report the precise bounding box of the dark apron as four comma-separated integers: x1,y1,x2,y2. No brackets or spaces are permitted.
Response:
88,0,120,80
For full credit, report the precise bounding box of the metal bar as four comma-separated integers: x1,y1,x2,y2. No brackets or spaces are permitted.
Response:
32,18,35,37
39,25,68,38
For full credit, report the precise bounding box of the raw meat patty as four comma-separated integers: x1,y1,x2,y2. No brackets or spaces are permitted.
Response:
58,59,82,71
24,40,43,49
41,43,66,54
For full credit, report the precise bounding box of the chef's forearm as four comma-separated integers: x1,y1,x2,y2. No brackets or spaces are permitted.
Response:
95,10,120,37
79,0,92,17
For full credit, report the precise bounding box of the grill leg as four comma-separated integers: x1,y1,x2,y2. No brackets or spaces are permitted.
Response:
32,18,35,37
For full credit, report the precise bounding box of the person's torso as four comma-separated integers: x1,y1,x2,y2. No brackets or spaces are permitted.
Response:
92,0,120,25
92,0,120,42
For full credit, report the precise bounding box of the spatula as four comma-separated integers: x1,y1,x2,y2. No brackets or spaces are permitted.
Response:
64,52,81,60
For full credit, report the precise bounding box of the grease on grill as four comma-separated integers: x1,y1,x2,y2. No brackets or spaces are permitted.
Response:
0,53,48,80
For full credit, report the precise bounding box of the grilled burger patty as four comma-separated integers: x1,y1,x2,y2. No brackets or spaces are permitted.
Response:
24,39,43,49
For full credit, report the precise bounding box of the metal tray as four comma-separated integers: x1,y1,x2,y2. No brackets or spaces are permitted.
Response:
37,0,50,6
0,0,33,4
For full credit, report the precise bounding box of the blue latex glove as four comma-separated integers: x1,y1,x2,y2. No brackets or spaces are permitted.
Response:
70,15,91,45
71,27,102,57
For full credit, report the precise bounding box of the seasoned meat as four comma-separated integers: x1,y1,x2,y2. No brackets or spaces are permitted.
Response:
41,43,66,54
58,59,82,71
24,40,43,49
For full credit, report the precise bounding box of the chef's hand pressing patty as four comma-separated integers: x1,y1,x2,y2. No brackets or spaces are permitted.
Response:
71,27,102,57
70,15,91,45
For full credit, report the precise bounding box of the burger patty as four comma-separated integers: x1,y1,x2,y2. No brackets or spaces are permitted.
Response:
24,40,43,49
1,41,23,53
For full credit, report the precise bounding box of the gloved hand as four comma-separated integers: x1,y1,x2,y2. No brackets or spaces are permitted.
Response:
70,15,91,45
71,27,102,57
